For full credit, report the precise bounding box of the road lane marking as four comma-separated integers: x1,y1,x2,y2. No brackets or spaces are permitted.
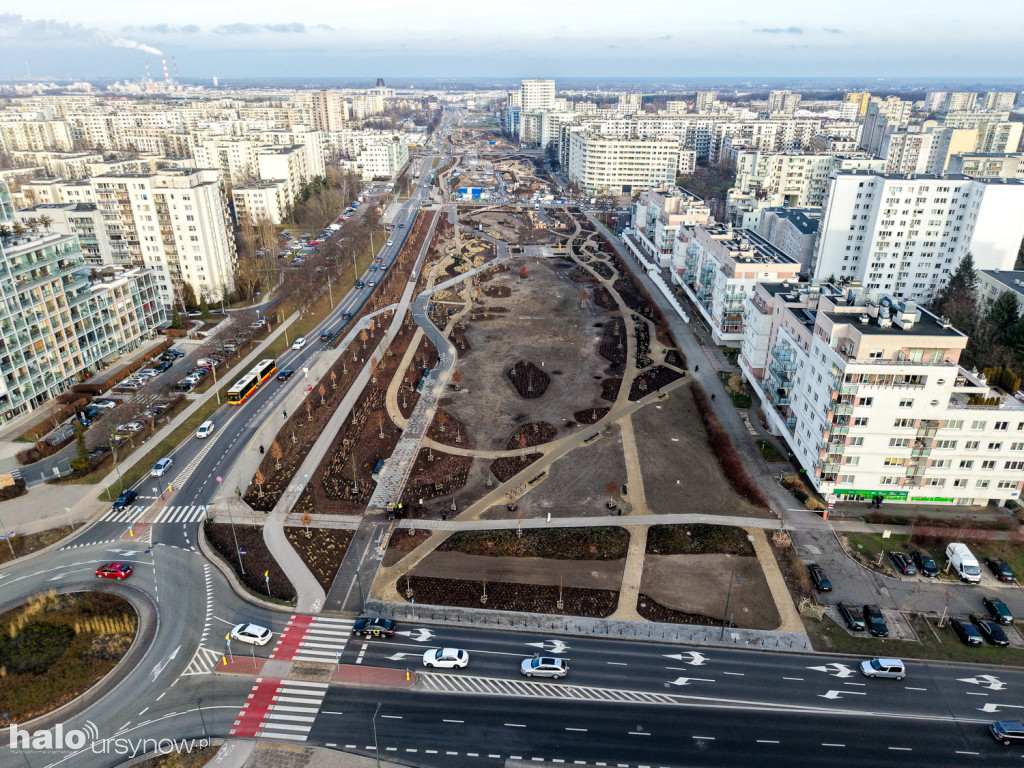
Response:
888,747,912,751
566,727,587,732
607,662,627,666
723,672,745,676
692,736,714,740
757,740,779,744
630,731,650,736
822,743,845,747
443,719,464,723
956,751,980,755
505,723,526,727
905,687,927,691
783,677,803,681
381,715,402,719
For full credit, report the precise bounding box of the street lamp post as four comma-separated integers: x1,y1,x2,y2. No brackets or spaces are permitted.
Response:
0,510,16,558
110,433,125,492
720,570,739,640
372,701,382,768
196,698,208,739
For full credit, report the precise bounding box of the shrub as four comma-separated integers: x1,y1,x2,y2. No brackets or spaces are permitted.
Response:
792,489,809,504
805,497,825,511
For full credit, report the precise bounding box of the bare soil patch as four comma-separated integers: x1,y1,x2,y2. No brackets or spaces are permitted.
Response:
628,365,684,400
646,524,756,556
204,521,296,601
399,448,474,508
400,576,618,617
285,526,352,590
489,453,544,483
409,551,624,590
382,528,434,567
437,526,629,559
507,360,551,398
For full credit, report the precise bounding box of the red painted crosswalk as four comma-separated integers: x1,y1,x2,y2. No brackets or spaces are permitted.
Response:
268,614,354,663
229,677,329,742
268,615,314,661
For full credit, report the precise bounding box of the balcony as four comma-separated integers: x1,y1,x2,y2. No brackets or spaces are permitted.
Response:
833,403,854,417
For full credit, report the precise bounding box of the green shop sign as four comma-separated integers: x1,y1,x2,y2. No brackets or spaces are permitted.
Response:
839,489,909,500
909,496,955,503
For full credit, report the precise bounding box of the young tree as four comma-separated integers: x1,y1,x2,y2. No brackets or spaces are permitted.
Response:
69,422,90,473
254,468,265,498
169,305,183,329
199,294,211,322
988,291,1021,345
270,440,283,470
452,370,463,390
932,253,978,334
519,264,528,279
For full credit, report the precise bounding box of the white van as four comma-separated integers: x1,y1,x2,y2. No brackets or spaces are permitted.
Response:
946,542,982,583
196,421,215,439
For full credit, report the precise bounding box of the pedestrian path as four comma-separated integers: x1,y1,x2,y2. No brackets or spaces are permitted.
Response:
151,504,208,524
268,615,355,664
229,677,329,742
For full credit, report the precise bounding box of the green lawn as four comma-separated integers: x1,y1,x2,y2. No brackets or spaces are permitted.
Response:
843,530,1024,581
757,439,787,463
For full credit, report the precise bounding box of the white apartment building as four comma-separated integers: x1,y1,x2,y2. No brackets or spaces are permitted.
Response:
15,202,121,266
880,131,935,175
977,270,1024,314
311,90,350,131
257,144,317,204
337,134,409,180
567,132,680,195
91,168,237,305
982,92,1017,111
860,99,913,155
948,153,1024,180
695,91,718,114
0,118,74,152
811,171,1024,301
520,79,556,113
232,180,291,226
672,224,800,346
628,186,713,264
767,90,801,115
757,207,821,271
742,283,1024,506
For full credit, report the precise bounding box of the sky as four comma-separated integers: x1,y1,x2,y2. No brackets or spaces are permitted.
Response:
0,1,1021,82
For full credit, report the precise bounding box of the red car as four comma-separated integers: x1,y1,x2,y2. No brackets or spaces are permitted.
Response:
95,562,133,580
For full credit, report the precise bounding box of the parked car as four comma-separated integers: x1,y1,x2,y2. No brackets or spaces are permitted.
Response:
970,613,1010,646
859,657,905,679
93,400,118,410
990,721,1024,745
137,368,159,378
520,657,568,679
151,457,174,477
230,623,273,646
352,617,395,638
196,421,215,439
422,648,469,669
837,601,866,631
156,360,173,372
95,562,133,580
912,549,939,578
889,551,917,575
125,421,144,432
950,617,984,647
111,489,138,510
277,369,295,381
986,557,1016,583
863,604,889,637
808,564,832,592
292,337,307,350
983,596,1014,624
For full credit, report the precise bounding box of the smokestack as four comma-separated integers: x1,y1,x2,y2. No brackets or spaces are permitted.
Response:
162,55,170,84
173,56,179,84
146,62,151,82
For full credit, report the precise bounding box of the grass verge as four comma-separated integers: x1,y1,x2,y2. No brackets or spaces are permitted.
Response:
0,524,80,565
757,439,787,463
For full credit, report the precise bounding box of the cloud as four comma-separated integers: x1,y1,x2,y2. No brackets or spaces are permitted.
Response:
656,35,672,40
121,24,200,35
312,24,334,31
0,13,161,55
213,22,312,35
824,27,843,34
607,44,617,48
754,26,803,34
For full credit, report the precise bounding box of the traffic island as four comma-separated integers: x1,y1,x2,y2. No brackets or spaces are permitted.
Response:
213,655,268,676
332,664,417,689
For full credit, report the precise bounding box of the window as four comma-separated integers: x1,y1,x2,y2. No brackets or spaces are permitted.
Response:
1005,461,1024,471
879,476,900,486
883,457,906,466
859,397,874,406
845,456,860,466
1012,442,1024,451
995,421,1008,431
982,460,996,470
893,418,913,428
988,442,1003,451
953,478,968,488
965,440,980,450
899,399,914,408
931,459,951,468
935,440,957,449
943,419,963,430
976,479,990,489
971,420,986,431
889,438,911,448
854,417,869,427
849,437,864,446
924,478,946,487
959,459,974,469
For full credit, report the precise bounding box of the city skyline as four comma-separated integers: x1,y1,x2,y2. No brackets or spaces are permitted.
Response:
1,0,1022,81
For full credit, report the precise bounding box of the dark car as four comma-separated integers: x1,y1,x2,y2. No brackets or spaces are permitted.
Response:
889,551,917,575
276,369,295,381
837,601,866,631
983,596,1014,625
950,617,984,647
156,360,173,372
912,549,939,578
352,617,395,638
991,721,1024,745
340,312,352,320
319,330,335,342
863,604,889,637
971,613,1010,646
986,557,1016,583
808,564,832,592
111,489,138,510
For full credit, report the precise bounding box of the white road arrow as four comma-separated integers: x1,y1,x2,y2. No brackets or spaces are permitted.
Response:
106,548,138,556
385,652,422,661
525,640,570,654
808,663,855,678
980,703,1024,713
394,628,435,643
959,675,1006,691
668,677,715,686
150,644,181,681
47,573,69,581
663,651,708,666
819,690,866,700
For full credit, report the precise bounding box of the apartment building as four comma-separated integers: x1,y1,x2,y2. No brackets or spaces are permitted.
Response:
15,202,121,265
232,180,291,226
0,118,74,153
982,92,1018,111
757,207,821,270
811,171,1024,301
741,283,1024,506
672,224,800,346
860,98,913,155
947,153,1024,180
628,186,713,264
695,91,718,114
767,91,801,115
977,270,1024,314
311,90,350,131
567,132,680,195
520,79,556,113
843,92,871,117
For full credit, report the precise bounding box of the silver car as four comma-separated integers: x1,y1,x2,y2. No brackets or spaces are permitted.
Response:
520,656,568,679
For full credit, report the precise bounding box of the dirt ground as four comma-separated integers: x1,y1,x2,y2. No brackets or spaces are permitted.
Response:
632,384,772,518
639,553,780,630
408,551,625,590
443,257,613,451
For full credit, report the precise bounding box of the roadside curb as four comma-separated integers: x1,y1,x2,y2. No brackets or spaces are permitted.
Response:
197,519,295,614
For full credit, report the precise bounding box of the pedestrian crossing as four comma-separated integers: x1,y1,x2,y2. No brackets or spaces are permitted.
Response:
151,505,208,524
269,615,355,665
98,505,147,524
419,673,683,706
229,677,329,742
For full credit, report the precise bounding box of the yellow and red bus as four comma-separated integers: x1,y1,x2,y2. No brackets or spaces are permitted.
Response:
227,373,260,405
249,359,277,384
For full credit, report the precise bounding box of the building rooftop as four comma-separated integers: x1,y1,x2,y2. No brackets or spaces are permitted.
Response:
980,270,1024,295
234,179,288,190
832,169,1024,185
702,224,798,265
762,207,821,235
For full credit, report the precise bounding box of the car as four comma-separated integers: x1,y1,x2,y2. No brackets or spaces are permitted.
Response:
352,617,395,638
950,617,984,646
986,557,1016,583
93,399,118,410
292,337,307,349
95,562,133,580
156,360,173,372
138,368,159,378
319,330,335,342
398,223,405,228
355,280,365,288
174,380,194,391
151,457,174,477
991,721,1024,745
859,657,905,679
125,421,144,432
912,549,939,578
970,613,1011,646
277,369,295,381
983,596,1014,624
889,551,917,575
808,564,832,592
520,656,568,679
340,312,352,320
422,648,469,669
367,280,376,287
196,421,215,439
111,489,138,510
386,240,394,246
368,264,377,271
863,604,889,637
230,623,273,646
837,601,866,631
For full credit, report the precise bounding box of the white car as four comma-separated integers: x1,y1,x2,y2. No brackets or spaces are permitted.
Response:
386,240,394,246
292,337,306,349
137,368,159,378
422,648,469,669
196,420,215,439
229,623,273,646
151,457,174,477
